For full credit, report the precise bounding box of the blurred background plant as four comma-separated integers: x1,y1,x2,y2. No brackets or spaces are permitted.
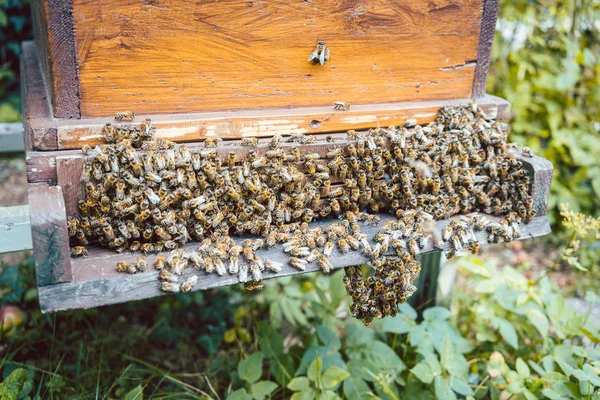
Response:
0,0,31,122
0,0,599,398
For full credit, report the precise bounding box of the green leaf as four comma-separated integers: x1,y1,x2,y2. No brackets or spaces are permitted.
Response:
287,377,310,392
498,319,519,349
449,377,473,396
124,385,144,400
526,308,549,339
251,381,278,400
271,353,295,388
399,303,418,320
290,389,316,400
516,358,531,379
343,375,371,399
238,353,264,384
382,314,412,334
439,335,468,380
411,362,435,384
368,341,406,373
0,368,27,400
316,325,341,351
423,307,451,321
258,322,284,358
227,388,253,400
321,366,350,390
307,354,323,382
434,376,457,400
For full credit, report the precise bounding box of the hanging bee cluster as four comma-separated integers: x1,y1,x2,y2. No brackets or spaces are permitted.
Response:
67,103,536,325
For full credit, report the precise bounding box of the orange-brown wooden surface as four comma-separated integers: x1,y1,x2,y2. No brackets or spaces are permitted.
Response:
73,0,483,118
57,96,509,149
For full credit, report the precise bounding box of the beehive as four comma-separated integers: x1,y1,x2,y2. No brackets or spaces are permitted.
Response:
23,0,553,312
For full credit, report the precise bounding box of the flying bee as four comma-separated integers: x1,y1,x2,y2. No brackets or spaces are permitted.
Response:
308,41,330,65
114,111,135,121
334,101,350,111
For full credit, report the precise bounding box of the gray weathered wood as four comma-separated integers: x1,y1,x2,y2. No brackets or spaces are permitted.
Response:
521,153,554,217
28,182,73,285
0,206,32,253
39,214,550,312
0,123,25,153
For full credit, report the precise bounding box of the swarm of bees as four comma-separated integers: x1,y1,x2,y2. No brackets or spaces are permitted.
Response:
68,101,536,325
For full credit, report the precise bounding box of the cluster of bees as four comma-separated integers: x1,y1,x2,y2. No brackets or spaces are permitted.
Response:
67,102,536,325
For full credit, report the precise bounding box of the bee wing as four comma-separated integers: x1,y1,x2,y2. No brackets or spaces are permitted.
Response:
307,48,320,62
319,49,326,65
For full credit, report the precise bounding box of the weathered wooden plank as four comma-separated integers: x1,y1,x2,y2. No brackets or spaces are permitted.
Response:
72,0,484,118
0,206,32,254
28,182,73,286
38,214,550,312
26,152,57,184
521,153,554,217
57,96,510,149
472,0,499,97
0,123,24,153
21,41,58,150
31,0,80,118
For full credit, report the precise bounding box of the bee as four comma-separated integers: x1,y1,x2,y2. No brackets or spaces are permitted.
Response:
141,243,155,255
204,137,222,148
289,257,308,271
136,258,148,272
241,137,259,147
244,280,265,291
180,275,199,292
334,101,350,111
308,41,330,65
161,282,181,293
115,111,135,121
71,246,88,257
522,147,534,157
269,134,282,149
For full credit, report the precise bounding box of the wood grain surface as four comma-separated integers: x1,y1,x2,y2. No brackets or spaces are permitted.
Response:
38,214,551,312
22,41,509,151
28,182,73,286
472,0,499,97
31,0,80,118
21,41,58,150
71,0,484,117
57,95,510,149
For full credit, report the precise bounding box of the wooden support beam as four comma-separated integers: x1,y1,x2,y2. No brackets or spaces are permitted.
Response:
0,206,32,254
38,214,550,312
0,123,25,153
28,182,73,286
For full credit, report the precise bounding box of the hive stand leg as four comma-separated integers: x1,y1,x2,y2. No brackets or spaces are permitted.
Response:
28,182,73,286
409,251,442,313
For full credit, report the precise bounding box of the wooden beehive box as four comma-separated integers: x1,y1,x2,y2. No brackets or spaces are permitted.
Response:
23,0,553,312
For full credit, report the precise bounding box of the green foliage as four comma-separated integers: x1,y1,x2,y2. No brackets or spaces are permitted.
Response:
0,0,32,122
488,0,600,224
